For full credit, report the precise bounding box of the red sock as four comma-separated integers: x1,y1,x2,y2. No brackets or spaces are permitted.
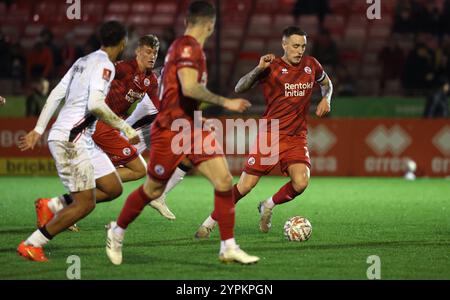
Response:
272,181,300,205
211,184,242,221
214,189,235,240
117,185,151,229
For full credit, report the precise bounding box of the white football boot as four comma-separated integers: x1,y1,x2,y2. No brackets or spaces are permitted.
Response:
105,221,123,265
219,245,260,264
194,223,216,239
148,194,176,220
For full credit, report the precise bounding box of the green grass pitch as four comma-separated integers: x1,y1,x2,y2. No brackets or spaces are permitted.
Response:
0,176,449,279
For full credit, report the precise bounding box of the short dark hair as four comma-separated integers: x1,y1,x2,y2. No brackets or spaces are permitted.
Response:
138,34,160,49
282,26,307,38
99,21,127,47
186,1,216,25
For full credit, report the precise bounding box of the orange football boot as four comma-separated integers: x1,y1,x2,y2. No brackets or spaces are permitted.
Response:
35,198,54,228
17,241,48,262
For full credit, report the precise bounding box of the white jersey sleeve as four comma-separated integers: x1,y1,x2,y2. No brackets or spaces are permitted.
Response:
89,59,115,96
34,63,77,134
126,93,159,128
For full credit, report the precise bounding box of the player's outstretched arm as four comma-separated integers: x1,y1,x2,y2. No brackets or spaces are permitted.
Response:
235,54,275,93
178,68,251,113
88,90,140,145
316,73,333,118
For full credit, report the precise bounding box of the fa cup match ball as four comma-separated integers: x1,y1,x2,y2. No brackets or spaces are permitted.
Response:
283,216,312,242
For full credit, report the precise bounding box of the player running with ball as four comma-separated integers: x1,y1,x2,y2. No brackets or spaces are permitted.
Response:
195,26,333,238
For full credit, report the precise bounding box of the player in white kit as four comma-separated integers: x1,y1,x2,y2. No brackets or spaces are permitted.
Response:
17,21,137,262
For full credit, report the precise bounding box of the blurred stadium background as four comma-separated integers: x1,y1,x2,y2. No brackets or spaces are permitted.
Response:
0,0,449,178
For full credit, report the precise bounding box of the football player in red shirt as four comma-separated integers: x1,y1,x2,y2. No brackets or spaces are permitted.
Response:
196,26,333,237
105,1,260,265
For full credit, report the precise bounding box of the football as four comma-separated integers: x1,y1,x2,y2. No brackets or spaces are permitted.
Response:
283,216,312,242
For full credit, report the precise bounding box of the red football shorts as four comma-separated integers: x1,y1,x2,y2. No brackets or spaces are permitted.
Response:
147,122,224,182
92,120,138,166
243,132,311,176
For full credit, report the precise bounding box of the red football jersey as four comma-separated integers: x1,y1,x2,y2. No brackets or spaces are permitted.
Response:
105,59,159,118
258,56,325,136
155,35,207,128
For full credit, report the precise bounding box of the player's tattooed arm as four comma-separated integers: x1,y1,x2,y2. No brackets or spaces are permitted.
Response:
235,54,275,93
316,73,333,118
319,73,333,104
235,67,265,93
178,68,251,113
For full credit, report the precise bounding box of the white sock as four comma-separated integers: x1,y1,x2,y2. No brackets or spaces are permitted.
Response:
113,224,125,238
220,241,226,254
25,230,50,247
265,197,275,209
48,197,64,213
202,215,217,228
163,167,187,195
224,238,237,250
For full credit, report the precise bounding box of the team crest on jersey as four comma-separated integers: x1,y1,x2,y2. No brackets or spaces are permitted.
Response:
155,164,165,176
304,66,312,74
248,157,256,166
281,68,288,74
103,68,112,81
123,147,131,156
181,46,192,58
144,78,151,86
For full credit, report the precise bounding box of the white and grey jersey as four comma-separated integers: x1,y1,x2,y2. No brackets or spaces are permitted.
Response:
47,50,115,144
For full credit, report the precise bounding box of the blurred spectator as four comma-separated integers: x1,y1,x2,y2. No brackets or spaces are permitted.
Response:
10,42,26,92
402,42,435,94
0,32,10,78
441,0,450,35
59,32,77,76
423,76,449,118
311,29,338,72
292,0,329,27
40,27,60,78
123,25,139,60
335,65,356,96
378,37,405,96
393,0,415,33
26,77,49,117
156,27,176,68
26,41,54,81
416,2,441,35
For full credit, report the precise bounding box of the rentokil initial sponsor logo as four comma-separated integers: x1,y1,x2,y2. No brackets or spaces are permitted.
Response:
284,82,314,97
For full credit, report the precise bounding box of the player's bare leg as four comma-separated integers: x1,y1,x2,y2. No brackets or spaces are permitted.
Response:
195,172,260,239
116,155,146,182
196,157,259,264
259,163,310,233
148,159,192,220
106,176,165,265
94,171,123,203
18,189,96,262
36,172,123,232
